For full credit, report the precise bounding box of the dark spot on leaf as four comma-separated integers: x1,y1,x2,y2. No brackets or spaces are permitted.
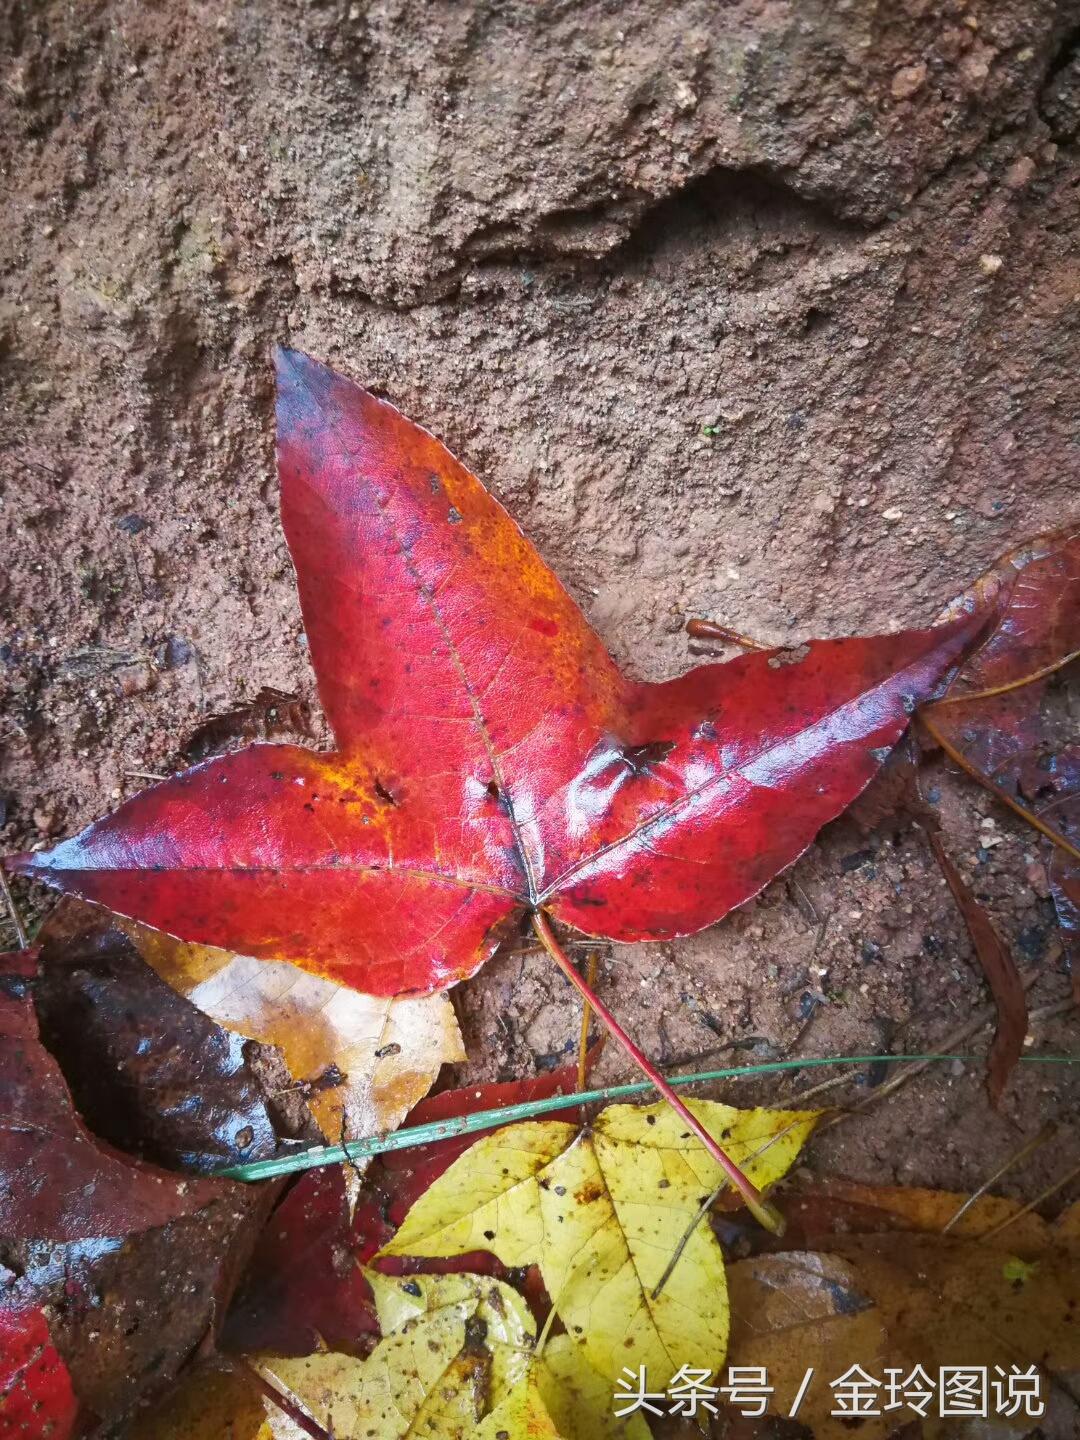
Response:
374,778,397,806
826,1279,871,1316
618,739,675,777
375,1042,402,1059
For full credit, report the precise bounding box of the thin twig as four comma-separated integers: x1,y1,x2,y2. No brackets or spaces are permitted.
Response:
533,909,784,1235
941,1121,1058,1232
1028,997,1078,1024
577,951,599,1098
0,868,28,949
651,1119,804,1299
980,1158,1080,1241
932,651,1080,707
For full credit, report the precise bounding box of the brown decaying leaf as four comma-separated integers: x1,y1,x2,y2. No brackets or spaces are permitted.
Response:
928,832,1026,1107
923,525,1080,990
722,1180,1080,1436
35,901,303,1172
727,1224,1080,1439
782,1177,1052,1251
182,686,314,765
0,949,269,1430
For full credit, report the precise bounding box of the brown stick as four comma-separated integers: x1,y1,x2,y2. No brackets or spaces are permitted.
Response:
931,650,1080,708
980,1158,1080,1241
686,618,769,650
577,950,599,1096
0,868,28,949
941,1121,1057,1233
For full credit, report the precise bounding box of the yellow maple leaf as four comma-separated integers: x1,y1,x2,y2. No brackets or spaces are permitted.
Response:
381,1099,819,1386
255,1271,650,1440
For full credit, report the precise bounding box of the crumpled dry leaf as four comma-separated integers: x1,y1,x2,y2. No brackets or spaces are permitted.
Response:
382,1099,819,1387
117,914,465,1151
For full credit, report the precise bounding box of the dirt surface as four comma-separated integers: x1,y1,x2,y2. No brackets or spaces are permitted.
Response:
2,0,1080,1215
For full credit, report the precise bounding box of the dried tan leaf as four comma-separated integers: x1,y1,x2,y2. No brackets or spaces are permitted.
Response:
120,917,465,1147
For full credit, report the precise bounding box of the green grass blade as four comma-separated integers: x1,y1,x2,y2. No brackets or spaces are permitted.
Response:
219,1051,1077,1183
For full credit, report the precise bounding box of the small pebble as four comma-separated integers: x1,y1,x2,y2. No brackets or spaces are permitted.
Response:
891,62,927,100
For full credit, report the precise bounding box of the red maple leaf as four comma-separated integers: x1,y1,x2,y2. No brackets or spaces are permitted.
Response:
8,348,984,997
7,350,989,1220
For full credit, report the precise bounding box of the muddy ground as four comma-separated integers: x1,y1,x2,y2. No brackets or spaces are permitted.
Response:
2,0,1079,1212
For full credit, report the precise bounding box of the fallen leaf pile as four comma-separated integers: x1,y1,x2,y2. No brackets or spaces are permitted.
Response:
2,350,1077,1438
220,1057,595,1356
